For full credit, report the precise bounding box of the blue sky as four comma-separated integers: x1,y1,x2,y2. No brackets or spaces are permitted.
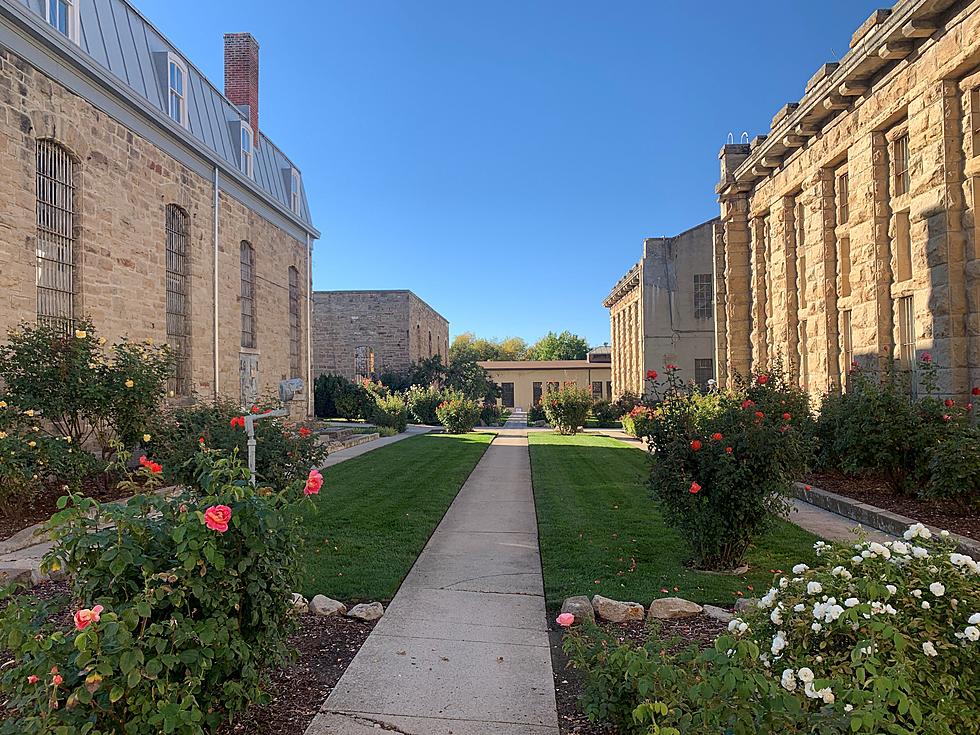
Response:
139,0,881,347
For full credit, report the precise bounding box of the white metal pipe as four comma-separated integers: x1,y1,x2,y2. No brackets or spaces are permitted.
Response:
244,408,289,485
306,232,313,418
213,166,221,399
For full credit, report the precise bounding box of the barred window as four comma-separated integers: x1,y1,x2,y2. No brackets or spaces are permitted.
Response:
837,172,849,224
841,309,853,390
166,205,190,395
591,381,602,399
288,266,300,377
694,358,714,388
894,134,910,196
240,241,256,349
36,140,76,330
693,274,713,319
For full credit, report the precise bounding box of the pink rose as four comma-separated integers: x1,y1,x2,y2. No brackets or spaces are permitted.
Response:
304,469,324,496
73,604,104,631
203,505,232,533
556,613,575,627
27,675,38,684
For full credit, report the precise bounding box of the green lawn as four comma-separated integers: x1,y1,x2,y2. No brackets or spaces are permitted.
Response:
529,433,819,608
296,432,493,601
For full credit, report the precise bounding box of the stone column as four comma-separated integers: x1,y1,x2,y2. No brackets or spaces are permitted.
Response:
871,131,896,374
816,168,841,394
712,221,729,387
750,215,769,369
720,190,753,379
778,197,801,381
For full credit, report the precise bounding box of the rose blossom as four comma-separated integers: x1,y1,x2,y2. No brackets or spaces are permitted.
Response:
304,469,324,496
27,675,38,684
73,604,105,631
689,481,701,494
556,613,575,627
203,505,232,533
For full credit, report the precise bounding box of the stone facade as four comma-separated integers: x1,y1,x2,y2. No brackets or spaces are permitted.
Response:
716,0,980,401
477,359,612,410
312,291,449,381
604,219,719,397
0,7,317,414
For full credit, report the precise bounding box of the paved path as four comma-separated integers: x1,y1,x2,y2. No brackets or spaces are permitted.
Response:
320,425,433,469
305,430,560,735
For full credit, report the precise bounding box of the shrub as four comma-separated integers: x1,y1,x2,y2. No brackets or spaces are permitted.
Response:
313,374,349,418
334,381,372,421
543,385,593,435
646,367,812,570
405,384,444,425
0,321,174,460
528,404,547,423
613,390,641,417
621,405,656,438
480,402,504,426
925,425,980,509
148,397,327,490
435,395,481,433
0,449,319,733
590,400,621,427
564,527,980,735
371,393,407,433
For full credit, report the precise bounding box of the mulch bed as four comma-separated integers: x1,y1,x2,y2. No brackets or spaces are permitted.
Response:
804,471,980,541
0,475,133,540
550,613,728,734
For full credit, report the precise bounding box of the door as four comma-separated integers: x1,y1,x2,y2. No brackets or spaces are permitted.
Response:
532,382,542,406
501,382,515,408
240,353,258,407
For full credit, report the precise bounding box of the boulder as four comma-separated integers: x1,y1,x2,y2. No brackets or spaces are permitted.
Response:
310,594,347,617
703,604,735,623
560,596,595,625
290,593,309,614
647,597,703,620
734,597,759,613
347,602,385,621
591,595,645,623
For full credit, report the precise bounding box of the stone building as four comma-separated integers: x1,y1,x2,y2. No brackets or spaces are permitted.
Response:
0,1,319,413
478,355,612,410
604,219,719,397
312,291,449,381
716,0,979,400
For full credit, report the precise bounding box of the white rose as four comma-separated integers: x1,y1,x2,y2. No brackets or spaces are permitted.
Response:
797,667,814,683
807,581,823,595
929,582,946,597
793,603,805,612
780,668,796,692
922,601,931,610
771,633,786,655
969,613,980,625
912,546,929,558
771,608,783,625
811,622,823,632
964,626,980,642
922,641,938,657
912,589,922,598
844,704,854,712
890,541,909,555
821,687,835,704
793,564,809,574
844,598,859,607
851,555,863,564
886,585,897,595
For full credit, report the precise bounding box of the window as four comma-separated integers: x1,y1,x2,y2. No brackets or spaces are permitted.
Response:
165,205,190,395
288,266,300,378
895,211,912,281
837,172,849,224
290,169,301,214
240,241,255,348
36,140,76,330
796,201,807,309
693,274,713,320
354,346,375,380
167,56,188,127
532,382,543,406
501,383,515,408
606,381,612,399
898,295,916,368
694,358,714,388
46,0,79,42
546,381,560,394
428,330,432,357
799,320,809,391
894,134,910,196
591,381,603,399
239,123,254,177
841,309,853,388
839,237,851,298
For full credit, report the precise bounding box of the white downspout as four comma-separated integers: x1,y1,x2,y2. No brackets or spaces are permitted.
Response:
307,233,313,417
213,166,220,399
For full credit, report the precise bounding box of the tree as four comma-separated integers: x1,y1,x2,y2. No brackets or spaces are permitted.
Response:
449,333,527,362
527,331,590,361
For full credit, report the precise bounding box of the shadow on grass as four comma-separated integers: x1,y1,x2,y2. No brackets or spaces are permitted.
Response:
296,432,494,602
529,433,819,608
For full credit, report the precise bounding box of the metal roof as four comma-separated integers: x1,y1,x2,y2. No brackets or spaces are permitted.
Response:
12,0,315,233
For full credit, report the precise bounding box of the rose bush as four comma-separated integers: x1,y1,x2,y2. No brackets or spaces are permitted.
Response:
0,448,318,733
621,405,656,438
405,384,445,425
435,394,481,433
563,525,980,735
370,392,408,433
543,385,593,435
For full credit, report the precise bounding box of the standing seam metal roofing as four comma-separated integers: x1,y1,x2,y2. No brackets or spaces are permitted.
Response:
12,0,314,231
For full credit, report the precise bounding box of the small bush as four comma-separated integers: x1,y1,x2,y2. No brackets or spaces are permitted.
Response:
528,404,547,423
0,449,319,733
613,390,641,417
313,374,349,418
621,405,656,438
435,395,481,433
543,385,593,435
371,393,408,433
480,402,504,426
564,527,980,735
590,400,621,427
925,426,980,509
405,384,444,425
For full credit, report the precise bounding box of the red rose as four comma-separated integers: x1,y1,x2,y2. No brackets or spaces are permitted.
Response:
741,399,755,409
299,427,312,438
757,375,769,385
250,405,260,414
689,481,701,494
972,387,980,396
690,439,702,451
755,411,764,419
666,363,677,370
646,369,658,380
711,432,723,441
725,446,733,454
782,412,791,421
920,352,932,363
944,399,954,408
943,414,951,422
967,403,974,411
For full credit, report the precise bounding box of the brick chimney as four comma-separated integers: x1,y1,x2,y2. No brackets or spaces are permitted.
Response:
224,33,259,138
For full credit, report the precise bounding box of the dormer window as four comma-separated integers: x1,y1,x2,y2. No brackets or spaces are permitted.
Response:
167,55,188,127
239,123,253,177
46,0,80,42
290,169,301,214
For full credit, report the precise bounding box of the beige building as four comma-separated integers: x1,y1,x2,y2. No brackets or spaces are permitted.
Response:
716,0,980,400
0,3,318,413
479,352,612,409
604,219,718,397
312,290,449,381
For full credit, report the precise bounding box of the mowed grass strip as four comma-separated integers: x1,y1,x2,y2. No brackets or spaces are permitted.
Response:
529,433,819,608
297,432,493,601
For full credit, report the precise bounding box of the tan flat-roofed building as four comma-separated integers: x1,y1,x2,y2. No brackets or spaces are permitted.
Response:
478,357,612,410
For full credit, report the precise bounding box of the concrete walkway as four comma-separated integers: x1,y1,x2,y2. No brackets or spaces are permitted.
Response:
305,431,560,735
320,425,433,469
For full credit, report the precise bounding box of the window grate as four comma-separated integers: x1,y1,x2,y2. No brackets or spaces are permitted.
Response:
288,266,300,378
693,274,713,319
837,172,849,224
36,140,76,331
894,134,910,196
166,205,190,395
240,241,256,349
694,358,714,388
841,309,853,389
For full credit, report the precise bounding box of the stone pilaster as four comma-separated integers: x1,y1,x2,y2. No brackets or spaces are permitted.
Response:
816,168,841,393
750,216,769,368
720,190,753,379
712,221,729,386
871,131,896,374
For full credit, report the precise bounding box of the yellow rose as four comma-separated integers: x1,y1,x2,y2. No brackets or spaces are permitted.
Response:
145,337,154,345
125,379,134,388
98,337,106,345
24,409,34,417
27,441,36,448
0,401,6,408
64,436,72,443
0,432,7,440
142,434,151,443
75,329,87,339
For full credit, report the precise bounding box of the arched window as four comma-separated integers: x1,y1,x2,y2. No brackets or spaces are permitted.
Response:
428,330,432,357
288,266,300,377
240,241,256,348
166,205,190,394
36,140,77,329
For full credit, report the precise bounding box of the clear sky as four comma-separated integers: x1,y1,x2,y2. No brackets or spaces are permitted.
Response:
138,0,882,347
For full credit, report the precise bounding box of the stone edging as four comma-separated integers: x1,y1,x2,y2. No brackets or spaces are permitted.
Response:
791,482,980,558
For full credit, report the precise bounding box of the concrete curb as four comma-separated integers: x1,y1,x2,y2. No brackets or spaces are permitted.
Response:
791,482,980,557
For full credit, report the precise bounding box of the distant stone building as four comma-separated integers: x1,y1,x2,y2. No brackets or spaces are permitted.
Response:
312,291,449,381
716,0,979,400
478,354,612,410
604,219,718,397
0,2,318,413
